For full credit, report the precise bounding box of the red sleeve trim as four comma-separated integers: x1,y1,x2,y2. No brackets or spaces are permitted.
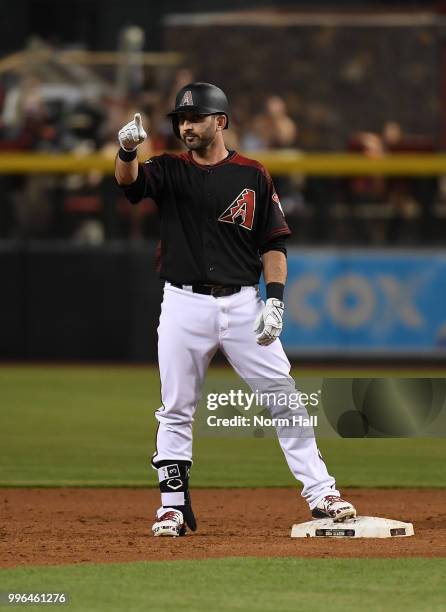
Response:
260,226,292,244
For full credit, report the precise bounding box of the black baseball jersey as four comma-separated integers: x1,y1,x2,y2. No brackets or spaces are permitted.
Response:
120,149,291,285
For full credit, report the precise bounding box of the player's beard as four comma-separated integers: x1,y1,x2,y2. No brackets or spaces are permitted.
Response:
181,130,215,152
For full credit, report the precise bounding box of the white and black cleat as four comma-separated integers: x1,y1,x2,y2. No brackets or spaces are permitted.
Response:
311,495,357,523
152,507,185,537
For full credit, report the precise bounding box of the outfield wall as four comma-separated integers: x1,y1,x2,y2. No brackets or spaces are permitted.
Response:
0,241,163,361
1,242,446,361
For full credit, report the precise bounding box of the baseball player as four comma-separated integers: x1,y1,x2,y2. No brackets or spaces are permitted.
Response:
115,83,356,537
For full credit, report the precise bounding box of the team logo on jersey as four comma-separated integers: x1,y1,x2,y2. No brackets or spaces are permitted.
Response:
272,192,285,216
180,90,194,106
218,188,256,230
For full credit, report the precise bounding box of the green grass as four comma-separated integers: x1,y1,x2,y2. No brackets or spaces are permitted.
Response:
2,368,444,612
0,557,445,611
1,366,446,487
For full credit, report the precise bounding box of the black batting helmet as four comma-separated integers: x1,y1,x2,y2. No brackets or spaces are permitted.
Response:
167,82,229,138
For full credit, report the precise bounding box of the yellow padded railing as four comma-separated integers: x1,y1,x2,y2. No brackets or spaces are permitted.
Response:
0,152,446,175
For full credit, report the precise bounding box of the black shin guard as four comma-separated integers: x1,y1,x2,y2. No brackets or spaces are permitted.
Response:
154,460,197,531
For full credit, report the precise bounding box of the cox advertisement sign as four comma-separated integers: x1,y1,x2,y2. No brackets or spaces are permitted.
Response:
281,249,446,355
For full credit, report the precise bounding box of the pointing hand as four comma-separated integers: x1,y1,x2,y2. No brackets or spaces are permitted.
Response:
118,113,148,152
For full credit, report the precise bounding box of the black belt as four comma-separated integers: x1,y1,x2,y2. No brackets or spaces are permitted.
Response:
170,282,242,298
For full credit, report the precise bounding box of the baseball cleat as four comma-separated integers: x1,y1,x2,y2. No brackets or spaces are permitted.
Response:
152,507,185,537
311,495,357,522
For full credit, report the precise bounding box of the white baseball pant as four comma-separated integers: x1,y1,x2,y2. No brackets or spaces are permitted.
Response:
152,282,340,509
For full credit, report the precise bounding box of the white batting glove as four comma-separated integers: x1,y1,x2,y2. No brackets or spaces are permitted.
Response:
254,298,284,346
118,113,147,151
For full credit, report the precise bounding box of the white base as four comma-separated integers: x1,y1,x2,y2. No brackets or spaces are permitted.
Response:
291,516,414,539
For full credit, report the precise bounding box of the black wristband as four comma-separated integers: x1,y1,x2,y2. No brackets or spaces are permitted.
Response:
118,147,137,162
266,282,285,300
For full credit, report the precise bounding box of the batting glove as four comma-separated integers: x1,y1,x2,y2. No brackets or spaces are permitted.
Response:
254,298,284,346
118,113,147,151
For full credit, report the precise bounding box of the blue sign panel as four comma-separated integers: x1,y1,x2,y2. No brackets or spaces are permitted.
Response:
280,249,446,355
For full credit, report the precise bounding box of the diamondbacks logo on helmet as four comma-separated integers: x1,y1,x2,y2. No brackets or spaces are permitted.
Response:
218,189,256,230
180,90,194,106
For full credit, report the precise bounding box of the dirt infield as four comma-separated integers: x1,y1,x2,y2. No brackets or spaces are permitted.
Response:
1,488,445,567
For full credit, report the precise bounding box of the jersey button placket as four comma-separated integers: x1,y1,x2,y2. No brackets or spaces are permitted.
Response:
204,171,216,278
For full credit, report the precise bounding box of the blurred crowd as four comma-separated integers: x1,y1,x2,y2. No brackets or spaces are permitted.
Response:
0,65,441,245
